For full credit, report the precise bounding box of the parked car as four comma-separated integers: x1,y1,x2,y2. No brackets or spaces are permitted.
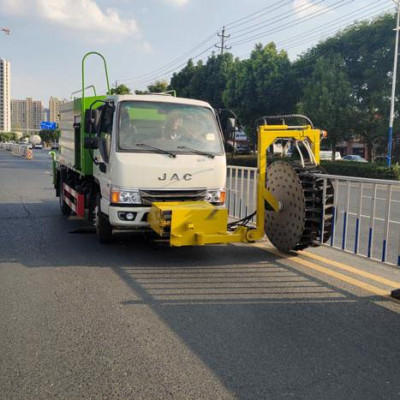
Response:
51,142,59,150
227,130,251,154
34,143,43,149
341,155,368,163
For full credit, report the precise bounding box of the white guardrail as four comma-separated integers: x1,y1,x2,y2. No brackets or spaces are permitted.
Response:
0,142,33,159
227,165,400,266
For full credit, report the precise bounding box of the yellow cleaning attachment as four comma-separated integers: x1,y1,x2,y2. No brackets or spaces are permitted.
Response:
148,201,229,246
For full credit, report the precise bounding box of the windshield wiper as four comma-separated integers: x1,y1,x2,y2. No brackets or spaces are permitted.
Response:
135,143,176,158
177,146,215,159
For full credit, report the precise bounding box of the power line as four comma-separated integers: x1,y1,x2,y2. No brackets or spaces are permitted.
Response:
284,5,393,52
112,0,302,86
236,2,390,59
123,1,336,87
278,0,389,48
112,0,385,90
126,44,217,88
228,0,328,37
229,0,354,47
225,0,293,31
120,31,219,83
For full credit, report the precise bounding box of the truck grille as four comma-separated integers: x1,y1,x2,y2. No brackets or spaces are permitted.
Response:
140,189,207,205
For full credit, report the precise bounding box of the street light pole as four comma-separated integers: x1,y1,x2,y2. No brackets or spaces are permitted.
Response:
388,1,400,167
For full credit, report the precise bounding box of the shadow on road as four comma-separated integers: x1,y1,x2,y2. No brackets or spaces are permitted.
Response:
1,201,400,399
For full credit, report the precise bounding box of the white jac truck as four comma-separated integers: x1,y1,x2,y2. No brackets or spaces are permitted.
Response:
52,52,226,243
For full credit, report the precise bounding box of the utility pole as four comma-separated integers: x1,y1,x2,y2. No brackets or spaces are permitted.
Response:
388,1,400,167
215,27,231,55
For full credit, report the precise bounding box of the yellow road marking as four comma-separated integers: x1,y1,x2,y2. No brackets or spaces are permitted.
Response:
302,250,400,288
256,245,388,297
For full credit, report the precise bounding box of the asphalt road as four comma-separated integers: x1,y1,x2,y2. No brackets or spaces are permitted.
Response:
1,149,400,400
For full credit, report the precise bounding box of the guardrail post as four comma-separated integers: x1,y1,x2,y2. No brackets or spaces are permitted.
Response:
354,182,363,254
368,184,377,259
320,178,327,244
382,185,392,263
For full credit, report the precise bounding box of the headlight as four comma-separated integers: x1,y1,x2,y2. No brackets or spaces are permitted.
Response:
205,189,226,205
111,186,141,204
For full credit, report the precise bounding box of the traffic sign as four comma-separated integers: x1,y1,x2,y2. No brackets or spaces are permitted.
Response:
40,121,57,130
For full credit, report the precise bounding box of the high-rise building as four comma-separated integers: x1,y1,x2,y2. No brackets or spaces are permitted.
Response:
49,97,67,125
43,108,50,122
0,58,11,132
11,97,43,132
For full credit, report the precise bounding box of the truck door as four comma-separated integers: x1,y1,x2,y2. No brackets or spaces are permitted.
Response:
97,105,114,203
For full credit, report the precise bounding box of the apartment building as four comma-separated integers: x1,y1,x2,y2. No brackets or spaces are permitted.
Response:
0,58,11,132
11,97,43,132
49,97,67,125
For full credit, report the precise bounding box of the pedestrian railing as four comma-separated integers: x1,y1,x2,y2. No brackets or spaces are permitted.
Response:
315,174,400,266
226,166,258,223
226,165,400,266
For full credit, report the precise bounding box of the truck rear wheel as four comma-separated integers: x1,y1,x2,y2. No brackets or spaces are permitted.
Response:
59,174,70,215
95,194,113,243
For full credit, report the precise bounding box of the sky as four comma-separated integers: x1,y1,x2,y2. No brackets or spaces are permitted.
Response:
0,0,394,107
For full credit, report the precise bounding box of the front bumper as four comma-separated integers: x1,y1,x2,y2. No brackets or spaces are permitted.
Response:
108,205,151,228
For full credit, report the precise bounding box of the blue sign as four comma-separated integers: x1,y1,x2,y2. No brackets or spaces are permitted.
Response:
40,121,57,130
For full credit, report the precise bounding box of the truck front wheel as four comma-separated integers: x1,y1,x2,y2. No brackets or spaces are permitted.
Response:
95,194,113,243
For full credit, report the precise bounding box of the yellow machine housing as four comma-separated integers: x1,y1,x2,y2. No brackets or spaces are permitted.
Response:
147,123,325,247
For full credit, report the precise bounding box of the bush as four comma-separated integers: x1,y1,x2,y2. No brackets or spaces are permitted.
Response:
227,155,400,180
226,154,257,167
320,161,399,180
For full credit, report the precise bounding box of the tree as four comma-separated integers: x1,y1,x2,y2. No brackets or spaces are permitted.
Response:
110,83,131,95
40,129,61,145
169,59,197,98
135,80,169,94
296,13,398,160
0,131,17,142
223,43,298,136
298,55,355,160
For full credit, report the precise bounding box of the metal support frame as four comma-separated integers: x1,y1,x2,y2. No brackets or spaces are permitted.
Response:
246,123,322,242
157,123,322,246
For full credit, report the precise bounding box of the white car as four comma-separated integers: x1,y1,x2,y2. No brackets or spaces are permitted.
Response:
341,155,368,162
34,143,43,149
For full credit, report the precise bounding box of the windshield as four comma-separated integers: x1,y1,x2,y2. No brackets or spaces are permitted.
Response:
118,101,224,155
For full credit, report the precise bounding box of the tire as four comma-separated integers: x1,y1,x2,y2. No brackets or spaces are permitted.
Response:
59,174,70,215
95,194,113,243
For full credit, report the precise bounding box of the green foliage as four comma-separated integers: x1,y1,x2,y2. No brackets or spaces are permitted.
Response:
110,83,131,95
0,131,17,142
321,161,399,180
170,53,235,108
226,155,257,167
40,129,60,145
223,43,297,130
135,80,169,94
295,13,397,159
297,54,355,150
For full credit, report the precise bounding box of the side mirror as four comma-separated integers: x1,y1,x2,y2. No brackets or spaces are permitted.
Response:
226,118,236,138
84,137,99,149
84,108,101,134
